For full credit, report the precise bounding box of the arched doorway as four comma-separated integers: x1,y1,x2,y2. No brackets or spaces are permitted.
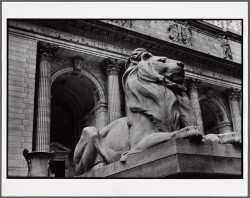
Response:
200,94,233,135
50,68,107,177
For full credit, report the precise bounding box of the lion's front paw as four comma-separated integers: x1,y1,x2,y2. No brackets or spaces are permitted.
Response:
202,132,241,144
120,150,139,163
218,132,241,144
176,126,203,141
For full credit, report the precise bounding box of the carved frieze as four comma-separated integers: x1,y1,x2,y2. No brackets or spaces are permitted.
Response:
168,21,192,45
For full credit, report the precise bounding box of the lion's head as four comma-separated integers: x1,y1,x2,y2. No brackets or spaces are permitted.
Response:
138,51,185,85
123,48,195,132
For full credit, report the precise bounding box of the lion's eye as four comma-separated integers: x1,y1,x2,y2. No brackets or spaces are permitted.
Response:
158,59,166,63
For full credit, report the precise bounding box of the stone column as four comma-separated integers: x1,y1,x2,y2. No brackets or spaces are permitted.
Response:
36,43,57,151
23,42,57,177
104,58,124,123
187,78,204,135
227,88,242,132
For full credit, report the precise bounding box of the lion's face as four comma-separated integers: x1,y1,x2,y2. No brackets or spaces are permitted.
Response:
139,52,185,84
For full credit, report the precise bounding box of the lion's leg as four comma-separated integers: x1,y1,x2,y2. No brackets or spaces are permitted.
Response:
73,127,98,175
120,126,202,162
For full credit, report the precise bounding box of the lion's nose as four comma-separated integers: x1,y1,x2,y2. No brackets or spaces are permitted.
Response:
177,62,185,68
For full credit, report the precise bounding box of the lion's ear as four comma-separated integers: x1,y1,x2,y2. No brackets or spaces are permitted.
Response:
141,52,152,61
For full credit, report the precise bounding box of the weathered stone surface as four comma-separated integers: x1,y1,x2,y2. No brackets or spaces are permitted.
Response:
78,139,241,178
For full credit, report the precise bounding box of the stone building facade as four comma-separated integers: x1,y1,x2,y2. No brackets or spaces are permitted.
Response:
7,19,242,177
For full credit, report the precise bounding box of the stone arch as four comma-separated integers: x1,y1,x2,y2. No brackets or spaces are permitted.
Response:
51,67,107,104
199,94,233,134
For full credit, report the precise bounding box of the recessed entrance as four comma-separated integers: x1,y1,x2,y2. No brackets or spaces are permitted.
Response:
50,71,97,176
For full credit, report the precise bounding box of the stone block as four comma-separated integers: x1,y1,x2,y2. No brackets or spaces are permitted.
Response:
25,104,34,110
21,131,33,137
8,113,25,119
9,75,25,82
9,35,28,44
9,59,28,67
28,44,37,50
9,45,28,53
29,54,37,60
23,120,33,126
9,64,26,72
24,88,35,94
24,137,33,143
9,55,27,62
23,109,34,115
24,98,34,104
25,114,34,121
9,141,22,148
8,118,22,125
21,142,32,149
25,125,33,131
25,78,35,84
9,70,28,78
28,64,36,70
8,80,27,88
26,58,36,64
8,107,24,114
28,73,35,79
79,139,242,178
26,93,35,99
8,147,24,154
9,130,22,136
9,136,24,142
8,124,25,132
8,85,25,92
25,67,36,74
9,102,26,109
8,153,22,160
9,41,29,49
8,159,24,167
9,50,30,58
9,90,27,98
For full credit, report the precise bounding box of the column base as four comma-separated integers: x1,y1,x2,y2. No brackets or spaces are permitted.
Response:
23,150,55,177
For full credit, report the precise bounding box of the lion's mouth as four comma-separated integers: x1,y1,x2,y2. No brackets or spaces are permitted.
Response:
170,72,185,84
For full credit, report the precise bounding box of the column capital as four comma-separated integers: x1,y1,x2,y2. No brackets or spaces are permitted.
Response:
185,77,202,90
102,58,125,76
226,88,241,100
38,42,58,61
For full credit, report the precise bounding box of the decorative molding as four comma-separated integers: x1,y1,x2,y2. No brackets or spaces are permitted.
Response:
10,20,242,78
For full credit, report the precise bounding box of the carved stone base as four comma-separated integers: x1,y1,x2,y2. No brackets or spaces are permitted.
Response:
77,139,241,178
23,150,55,177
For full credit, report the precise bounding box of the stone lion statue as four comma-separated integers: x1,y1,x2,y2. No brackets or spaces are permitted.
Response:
73,48,241,175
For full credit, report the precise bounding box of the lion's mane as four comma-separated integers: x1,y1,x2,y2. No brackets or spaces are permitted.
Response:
122,49,196,132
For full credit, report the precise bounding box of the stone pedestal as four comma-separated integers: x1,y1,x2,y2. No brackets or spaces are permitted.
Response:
23,150,55,177
77,139,241,178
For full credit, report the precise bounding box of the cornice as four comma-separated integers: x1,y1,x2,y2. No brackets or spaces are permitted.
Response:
13,19,242,78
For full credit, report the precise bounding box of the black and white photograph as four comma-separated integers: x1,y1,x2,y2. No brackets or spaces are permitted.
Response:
1,2,248,197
